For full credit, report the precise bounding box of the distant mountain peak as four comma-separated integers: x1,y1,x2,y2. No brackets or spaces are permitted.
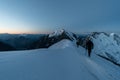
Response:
48,29,77,41
49,29,66,37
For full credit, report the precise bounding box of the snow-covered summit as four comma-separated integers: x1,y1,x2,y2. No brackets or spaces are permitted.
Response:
49,29,65,37
48,29,77,41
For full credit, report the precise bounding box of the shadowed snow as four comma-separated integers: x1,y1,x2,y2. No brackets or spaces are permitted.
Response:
0,39,119,80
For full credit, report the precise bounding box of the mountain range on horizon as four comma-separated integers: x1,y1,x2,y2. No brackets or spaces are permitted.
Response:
0,29,120,50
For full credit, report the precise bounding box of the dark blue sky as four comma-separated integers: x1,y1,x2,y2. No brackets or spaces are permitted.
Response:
0,0,120,33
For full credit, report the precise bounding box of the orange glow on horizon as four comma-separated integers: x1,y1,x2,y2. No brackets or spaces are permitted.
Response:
0,30,50,34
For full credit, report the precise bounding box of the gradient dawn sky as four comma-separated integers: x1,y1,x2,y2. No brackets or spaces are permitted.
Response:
0,0,120,34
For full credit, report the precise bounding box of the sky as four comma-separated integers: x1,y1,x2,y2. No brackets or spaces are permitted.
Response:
0,0,120,34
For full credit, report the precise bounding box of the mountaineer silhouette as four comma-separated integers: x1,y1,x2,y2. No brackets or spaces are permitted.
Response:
86,38,94,57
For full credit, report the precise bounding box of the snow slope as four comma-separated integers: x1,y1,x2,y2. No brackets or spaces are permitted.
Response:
92,32,120,65
0,39,119,80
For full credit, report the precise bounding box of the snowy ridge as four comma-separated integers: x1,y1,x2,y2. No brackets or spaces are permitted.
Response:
92,32,120,65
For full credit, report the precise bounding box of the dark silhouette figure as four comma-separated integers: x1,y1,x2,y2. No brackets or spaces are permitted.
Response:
86,39,94,57
76,39,80,47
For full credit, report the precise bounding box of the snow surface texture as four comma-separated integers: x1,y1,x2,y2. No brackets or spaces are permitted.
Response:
0,39,120,80
92,33,120,65
49,39,75,49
